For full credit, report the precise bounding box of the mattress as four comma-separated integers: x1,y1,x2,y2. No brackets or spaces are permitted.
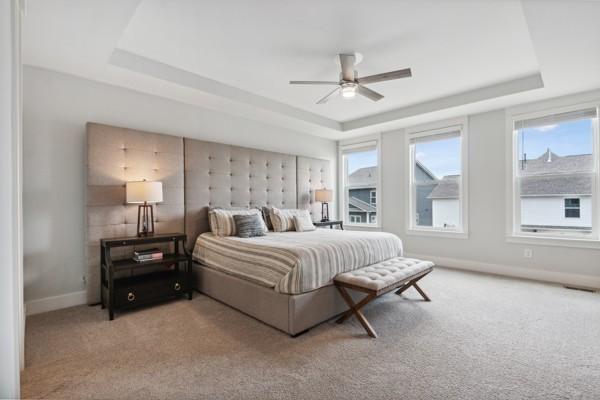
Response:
192,229,403,294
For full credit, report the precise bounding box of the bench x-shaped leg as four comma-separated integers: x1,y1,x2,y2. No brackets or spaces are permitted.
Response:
394,273,431,301
335,286,379,338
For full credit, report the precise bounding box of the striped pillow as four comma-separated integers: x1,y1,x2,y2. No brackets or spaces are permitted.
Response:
234,214,267,238
270,208,311,232
209,208,267,237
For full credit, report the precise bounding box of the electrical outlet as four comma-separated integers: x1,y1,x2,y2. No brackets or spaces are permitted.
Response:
82,275,87,286
523,248,533,259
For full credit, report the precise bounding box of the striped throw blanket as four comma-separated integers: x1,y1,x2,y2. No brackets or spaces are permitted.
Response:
192,229,403,294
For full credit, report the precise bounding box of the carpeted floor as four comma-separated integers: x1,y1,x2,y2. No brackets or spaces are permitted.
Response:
21,268,600,399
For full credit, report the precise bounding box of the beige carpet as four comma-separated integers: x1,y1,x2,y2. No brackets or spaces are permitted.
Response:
22,268,600,399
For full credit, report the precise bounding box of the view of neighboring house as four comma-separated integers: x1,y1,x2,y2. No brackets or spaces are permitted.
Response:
347,166,378,223
519,149,592,233
418,148,592,232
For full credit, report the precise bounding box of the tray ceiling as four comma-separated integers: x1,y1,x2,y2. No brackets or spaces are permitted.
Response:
22,0,600,139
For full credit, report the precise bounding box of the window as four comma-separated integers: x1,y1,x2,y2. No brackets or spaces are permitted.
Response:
350,215,361,223
565,198,581,218
340,140,379,226
510,106,599,239
407,119,468,236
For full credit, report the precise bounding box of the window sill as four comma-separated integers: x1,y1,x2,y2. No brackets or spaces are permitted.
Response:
506,234,600,249
344,223,382,231
406,228,469,239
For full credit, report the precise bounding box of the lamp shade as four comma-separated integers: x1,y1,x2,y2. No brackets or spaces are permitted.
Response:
126,181,163,204
315,189,333,203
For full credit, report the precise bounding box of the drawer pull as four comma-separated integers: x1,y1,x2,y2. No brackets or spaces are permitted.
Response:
127,292,135,302
174,282,181,291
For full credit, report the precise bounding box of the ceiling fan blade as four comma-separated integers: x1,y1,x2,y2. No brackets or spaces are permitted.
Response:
316,87,340,104
357,85,384,102
289,80,339,85
356,68,412,85
339,54,356,81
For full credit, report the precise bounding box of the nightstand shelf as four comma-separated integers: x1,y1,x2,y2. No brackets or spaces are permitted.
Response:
313,220,344,230
110,253,190,271
100,233,192,320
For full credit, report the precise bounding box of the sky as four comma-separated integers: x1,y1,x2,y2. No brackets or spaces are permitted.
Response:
518,119,593,161
347,149,377,175
346,118,594,179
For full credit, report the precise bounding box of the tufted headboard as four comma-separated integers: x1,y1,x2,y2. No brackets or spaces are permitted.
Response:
297,156,333,222
184,138,297,249
86,123,185,303
86,123,332,302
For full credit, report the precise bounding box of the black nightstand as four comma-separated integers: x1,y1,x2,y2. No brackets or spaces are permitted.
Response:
313,220,344,230
100,233,192,320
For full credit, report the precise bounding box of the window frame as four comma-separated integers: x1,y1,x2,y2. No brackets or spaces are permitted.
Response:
370,190,377,205
405,117,469,238
338,135,382,229
506,100,600,248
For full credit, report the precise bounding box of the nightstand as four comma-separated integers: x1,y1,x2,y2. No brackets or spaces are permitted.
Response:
313,220,344,230
100,233,192,320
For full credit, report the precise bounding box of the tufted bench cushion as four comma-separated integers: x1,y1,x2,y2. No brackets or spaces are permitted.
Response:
335,257,434,292
334,256,434,338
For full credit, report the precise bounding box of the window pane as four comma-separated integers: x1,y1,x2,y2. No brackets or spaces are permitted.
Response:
565,198,580,207
565,209,581,218
517,115,594,236
413,135,461,229
345,149,377,225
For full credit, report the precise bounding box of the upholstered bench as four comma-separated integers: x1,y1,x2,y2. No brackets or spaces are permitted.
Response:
334,257,434,338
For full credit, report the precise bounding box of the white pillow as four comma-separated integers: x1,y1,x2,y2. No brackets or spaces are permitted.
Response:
270,208,309,232
209,208,267,237
294,213,315,232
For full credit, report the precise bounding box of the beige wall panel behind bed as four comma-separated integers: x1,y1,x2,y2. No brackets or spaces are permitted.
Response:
297,156,333,222
184,138,297,249
86,123,184,303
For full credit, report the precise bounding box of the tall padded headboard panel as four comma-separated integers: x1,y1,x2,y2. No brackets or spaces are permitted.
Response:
86,123,185,303
297,156,333,221
184,138,297,249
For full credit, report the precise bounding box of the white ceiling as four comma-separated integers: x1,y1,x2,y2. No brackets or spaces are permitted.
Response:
22,0,600,140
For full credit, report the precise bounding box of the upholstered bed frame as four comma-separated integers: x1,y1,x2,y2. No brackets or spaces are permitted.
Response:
87,123,346,335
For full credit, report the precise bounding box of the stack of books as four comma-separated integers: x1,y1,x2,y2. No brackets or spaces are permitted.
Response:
133,248,163,263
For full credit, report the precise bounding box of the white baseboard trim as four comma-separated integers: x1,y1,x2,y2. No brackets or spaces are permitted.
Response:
25,290,87,316
405,252,600,289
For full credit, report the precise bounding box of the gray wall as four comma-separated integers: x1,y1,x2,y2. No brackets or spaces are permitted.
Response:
381,109,600,284
1,0,22,396
23,66,337,303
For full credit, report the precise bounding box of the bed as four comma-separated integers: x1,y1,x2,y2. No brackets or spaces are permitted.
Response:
86,124,400,335
191,229,403,335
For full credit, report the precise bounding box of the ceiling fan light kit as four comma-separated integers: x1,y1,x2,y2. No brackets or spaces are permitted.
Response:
290,53,412,104
341,83,357,98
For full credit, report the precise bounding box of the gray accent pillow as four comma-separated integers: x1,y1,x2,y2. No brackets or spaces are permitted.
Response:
234,214,267,238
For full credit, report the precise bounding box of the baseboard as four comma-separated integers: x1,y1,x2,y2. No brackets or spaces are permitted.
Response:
25,290,87,316
405,252,600,289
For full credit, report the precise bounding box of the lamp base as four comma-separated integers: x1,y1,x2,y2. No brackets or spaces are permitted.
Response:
137,203,155,237
320,202,330,223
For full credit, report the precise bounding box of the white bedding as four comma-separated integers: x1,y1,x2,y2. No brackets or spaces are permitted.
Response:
192,229,403,294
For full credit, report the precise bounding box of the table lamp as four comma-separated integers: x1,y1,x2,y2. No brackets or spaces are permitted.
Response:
315,188,333,222
126,180,163,236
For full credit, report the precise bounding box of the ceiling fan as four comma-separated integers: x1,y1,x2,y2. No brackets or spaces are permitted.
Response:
289,53,412,104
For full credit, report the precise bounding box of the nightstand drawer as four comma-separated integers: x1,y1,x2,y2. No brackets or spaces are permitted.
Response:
114,271,188,308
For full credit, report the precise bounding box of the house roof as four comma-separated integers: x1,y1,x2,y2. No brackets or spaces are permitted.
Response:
427,150,593,199
348,196,377,213
428,175,460,199
348,161,434,189
348,166,377,188
521,148,592,176
520,174,592,196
